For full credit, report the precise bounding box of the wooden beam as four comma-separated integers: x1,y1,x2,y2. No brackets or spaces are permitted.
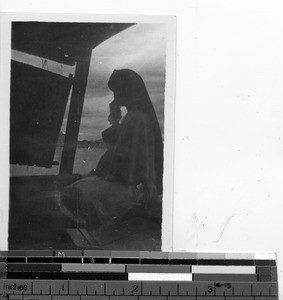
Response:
59,49,92,175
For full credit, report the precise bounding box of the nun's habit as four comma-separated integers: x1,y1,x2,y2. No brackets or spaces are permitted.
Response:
58,69,163,232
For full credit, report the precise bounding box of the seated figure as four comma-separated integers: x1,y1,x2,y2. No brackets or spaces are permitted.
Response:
57,69,164,238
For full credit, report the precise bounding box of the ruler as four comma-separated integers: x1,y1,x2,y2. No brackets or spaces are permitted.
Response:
0,251,278,299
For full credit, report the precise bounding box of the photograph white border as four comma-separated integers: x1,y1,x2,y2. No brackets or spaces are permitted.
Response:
0,12,176,250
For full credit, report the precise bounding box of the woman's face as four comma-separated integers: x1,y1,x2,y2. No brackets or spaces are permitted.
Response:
113,92,128,107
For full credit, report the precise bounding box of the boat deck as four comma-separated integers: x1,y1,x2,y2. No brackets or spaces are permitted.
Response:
9,175,162,251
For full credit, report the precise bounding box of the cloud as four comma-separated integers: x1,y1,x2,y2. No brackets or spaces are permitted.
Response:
12,23,167,142
86,24,166,98
66,23,167,140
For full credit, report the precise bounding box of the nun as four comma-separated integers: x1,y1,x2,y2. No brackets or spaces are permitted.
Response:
58,69,163,234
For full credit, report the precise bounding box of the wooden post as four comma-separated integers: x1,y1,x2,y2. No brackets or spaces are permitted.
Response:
59,49,92,175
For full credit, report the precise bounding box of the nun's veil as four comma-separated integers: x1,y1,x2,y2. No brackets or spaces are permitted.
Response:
108,69,164,194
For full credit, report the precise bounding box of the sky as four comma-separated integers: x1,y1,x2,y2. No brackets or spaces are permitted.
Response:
76,23,167,140
12,23,167,141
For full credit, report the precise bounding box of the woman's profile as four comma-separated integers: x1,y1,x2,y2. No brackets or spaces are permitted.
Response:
107,69,164,204
58,69,164,238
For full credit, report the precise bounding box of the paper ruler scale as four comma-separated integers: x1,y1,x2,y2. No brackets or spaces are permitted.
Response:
0,251,278,299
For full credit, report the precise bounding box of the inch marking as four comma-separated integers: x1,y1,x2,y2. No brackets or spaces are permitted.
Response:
1,280,278,298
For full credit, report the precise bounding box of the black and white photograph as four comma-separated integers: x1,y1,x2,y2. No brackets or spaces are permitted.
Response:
5,15,176,250
1,1,283,296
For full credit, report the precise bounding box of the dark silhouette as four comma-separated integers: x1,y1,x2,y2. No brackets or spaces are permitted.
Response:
88,104,122,177
59,69,163,232
107,69,164,206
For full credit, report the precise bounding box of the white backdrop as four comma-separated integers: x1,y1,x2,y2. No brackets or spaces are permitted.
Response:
1,0,283,296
